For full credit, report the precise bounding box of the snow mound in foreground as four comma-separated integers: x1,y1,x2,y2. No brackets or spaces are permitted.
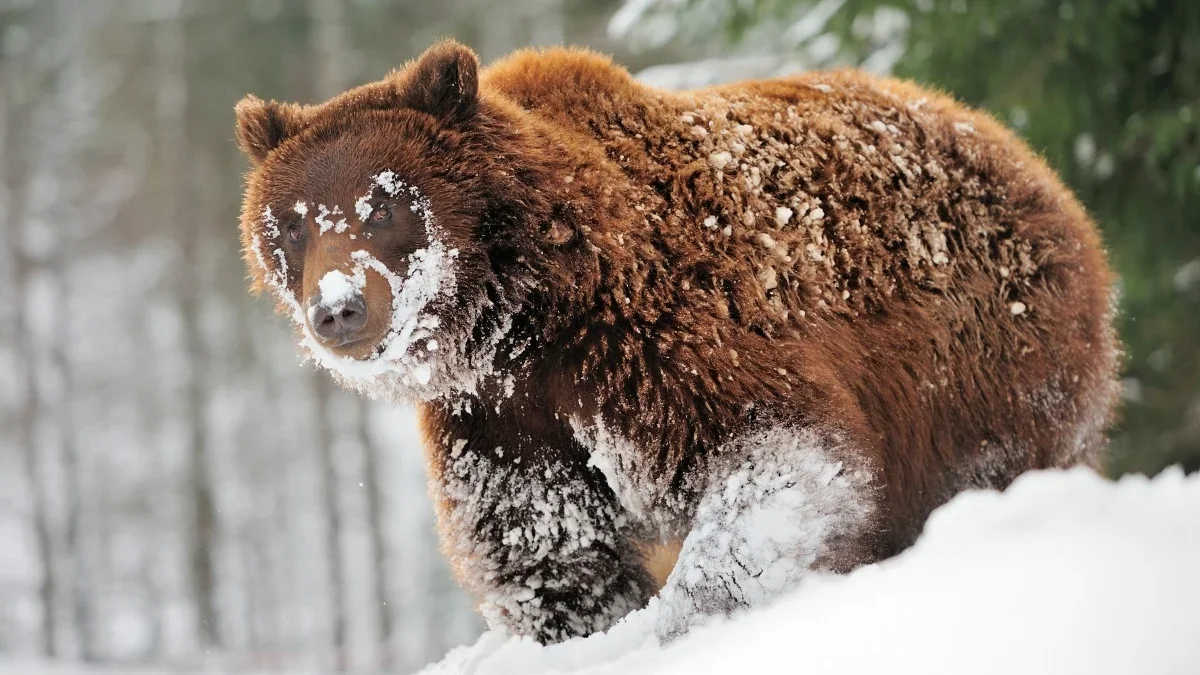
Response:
421,467,1200,675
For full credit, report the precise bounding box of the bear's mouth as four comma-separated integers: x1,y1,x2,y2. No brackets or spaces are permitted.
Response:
322,332,384,359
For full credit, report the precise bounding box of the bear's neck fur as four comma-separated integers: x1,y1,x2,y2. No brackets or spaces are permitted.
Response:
450,91,641,385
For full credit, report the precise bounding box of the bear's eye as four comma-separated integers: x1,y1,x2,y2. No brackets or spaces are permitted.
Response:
287,223,304,241
369,204,391,224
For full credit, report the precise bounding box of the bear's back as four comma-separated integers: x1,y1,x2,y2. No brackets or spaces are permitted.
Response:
480,46,647,135
480,50,1117,511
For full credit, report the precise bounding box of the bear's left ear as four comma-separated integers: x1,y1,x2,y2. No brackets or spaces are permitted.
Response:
399,40,479,122
235,95,306,165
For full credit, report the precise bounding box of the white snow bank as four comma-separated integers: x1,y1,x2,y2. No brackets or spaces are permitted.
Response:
420,467,1200,675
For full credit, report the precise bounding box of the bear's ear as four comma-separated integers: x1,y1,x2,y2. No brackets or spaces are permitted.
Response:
399,40,479,122
234,95,306,165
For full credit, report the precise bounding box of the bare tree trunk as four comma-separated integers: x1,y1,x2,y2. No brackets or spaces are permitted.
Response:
241,539,262,658
12,0,117,657
12,269,58,660
25,451,58,659
359,416,394,667
46,0,88,658
57,376,89,659
0,22,59,658
185,402,219,651
310,0,351,100
154,8,220,651
314,377,348,672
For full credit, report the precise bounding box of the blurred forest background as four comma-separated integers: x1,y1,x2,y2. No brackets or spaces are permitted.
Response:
0,0,1195,673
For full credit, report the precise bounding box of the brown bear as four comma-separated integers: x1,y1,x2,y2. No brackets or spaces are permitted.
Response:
234,40,1119,644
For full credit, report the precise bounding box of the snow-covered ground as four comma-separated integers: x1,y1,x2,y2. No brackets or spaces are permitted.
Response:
422,467,1200,675
3,466,1198,675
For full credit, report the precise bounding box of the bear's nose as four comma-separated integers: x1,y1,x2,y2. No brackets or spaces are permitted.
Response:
310,292,368,344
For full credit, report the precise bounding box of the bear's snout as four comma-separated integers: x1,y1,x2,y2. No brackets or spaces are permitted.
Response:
300,230,401,359
309,290,368,346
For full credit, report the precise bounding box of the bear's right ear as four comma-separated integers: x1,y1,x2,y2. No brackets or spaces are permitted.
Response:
234,95,306,165
397,40,480,122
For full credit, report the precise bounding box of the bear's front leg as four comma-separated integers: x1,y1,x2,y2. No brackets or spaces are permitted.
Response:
655,423,881,642
421,398,654,644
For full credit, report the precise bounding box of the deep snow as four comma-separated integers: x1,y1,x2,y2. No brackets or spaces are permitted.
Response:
3,467,1197,675
419,466,1200,675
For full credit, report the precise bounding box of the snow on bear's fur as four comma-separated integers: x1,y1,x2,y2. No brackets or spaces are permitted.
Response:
234,40,1120,644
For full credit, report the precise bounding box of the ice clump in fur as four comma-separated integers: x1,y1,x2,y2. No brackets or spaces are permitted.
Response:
654,424,874,641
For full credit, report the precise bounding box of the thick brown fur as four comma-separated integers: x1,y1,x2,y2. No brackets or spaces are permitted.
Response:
236,41,1120,644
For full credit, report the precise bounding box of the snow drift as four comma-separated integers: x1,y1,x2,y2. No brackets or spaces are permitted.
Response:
420,467,1200,675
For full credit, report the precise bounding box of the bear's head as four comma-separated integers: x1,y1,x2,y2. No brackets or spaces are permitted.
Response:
235,41,534,402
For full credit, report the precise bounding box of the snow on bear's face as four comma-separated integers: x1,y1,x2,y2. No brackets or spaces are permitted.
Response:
234,42,513,402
